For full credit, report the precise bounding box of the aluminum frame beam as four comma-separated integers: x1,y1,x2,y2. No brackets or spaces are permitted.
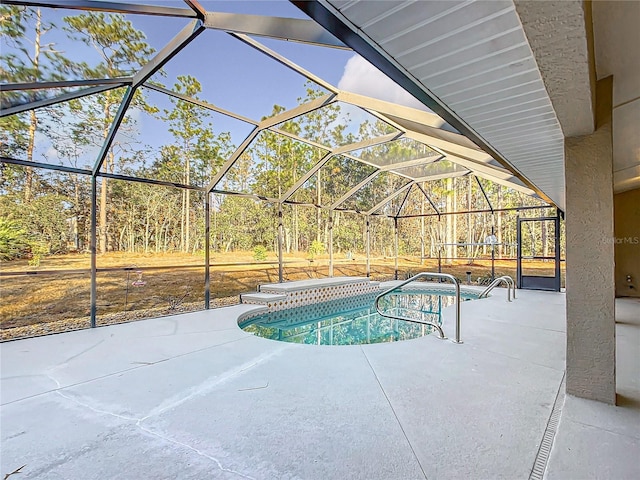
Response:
333,131,404,156
378,154,443,172
1,156,209,191
436,152,515,182
205,11,346,49
183,0,206,18
100,171,204,191
413,170,469,183
143,83,258,125
210,187,281,205
206,127,260,192
335,91,447,130
92,86,135,175
0,156,91,175
329,170,380,210
132,19,205,88
279,151,334,202
1,84,121,118
474,175,494,213
393,184,414,219
93,20,206,174
5,0,197,17
472,170,536,196
268,127,330,151
366,181,414,216
1,78,132,91
258,93,337,129
397,205,547,219
279,131,402,202
404,131,509,172
415,182,441,216
230,33,338,94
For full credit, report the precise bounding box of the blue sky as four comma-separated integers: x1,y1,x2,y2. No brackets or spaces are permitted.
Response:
7,1,429,171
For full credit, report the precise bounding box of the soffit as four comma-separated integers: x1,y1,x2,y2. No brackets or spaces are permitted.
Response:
313,0,566,209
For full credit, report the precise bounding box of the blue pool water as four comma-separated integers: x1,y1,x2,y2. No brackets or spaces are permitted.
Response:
239,289,478,345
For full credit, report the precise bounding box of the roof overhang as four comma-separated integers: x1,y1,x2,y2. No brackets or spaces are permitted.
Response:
294,0,566,210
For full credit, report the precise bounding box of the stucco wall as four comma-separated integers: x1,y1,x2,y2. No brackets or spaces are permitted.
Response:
614,188,640,297
564,76,616,404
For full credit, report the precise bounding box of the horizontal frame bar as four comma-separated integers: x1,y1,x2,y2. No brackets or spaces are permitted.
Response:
4,0,197,17
396,205,550,218
0,78,132,91
1,84,121,118
0,156,91,175
205,11,346,49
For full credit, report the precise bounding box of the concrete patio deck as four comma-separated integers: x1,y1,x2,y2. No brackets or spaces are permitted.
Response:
1,290,638,479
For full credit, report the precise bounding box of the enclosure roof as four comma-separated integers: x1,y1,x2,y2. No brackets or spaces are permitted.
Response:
295,0,565,210
1,0,549,217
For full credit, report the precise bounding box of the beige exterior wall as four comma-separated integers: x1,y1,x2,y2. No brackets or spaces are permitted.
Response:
564,76,616,404
614,188,640,297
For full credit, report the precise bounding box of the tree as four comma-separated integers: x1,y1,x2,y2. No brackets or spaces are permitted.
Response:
164,76,208,251
161,75,234,252
1,5,69,202
292,86,351,243
63,12,154,253
0,218,28,260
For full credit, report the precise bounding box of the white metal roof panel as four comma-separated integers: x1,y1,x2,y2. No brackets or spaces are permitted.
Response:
323,0,566,209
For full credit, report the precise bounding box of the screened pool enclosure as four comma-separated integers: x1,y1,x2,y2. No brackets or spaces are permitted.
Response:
0,1,562,337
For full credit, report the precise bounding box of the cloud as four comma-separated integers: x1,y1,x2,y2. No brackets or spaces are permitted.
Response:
337,54,430,111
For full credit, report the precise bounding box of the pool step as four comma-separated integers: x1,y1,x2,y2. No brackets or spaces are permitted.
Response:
243,277,382,313
241,292,287,306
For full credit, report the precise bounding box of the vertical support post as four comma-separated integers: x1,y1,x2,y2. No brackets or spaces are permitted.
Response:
420,191,425,266
90,175,97,328
328,210,334,277
516,215,522,289
467,175,472,261
438,216,443,274
365,216,371,278
491,223,496,281
564,76,616,404
453,277,462,344
394,217,399,280
278,203,284,283
555,211,561,291
204,192,210,309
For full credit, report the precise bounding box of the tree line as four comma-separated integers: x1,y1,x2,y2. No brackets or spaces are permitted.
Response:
0,6,552,265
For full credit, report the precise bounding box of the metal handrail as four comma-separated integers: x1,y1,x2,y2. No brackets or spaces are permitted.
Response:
375,272,463,343
479,275,516,301
507,275,516,299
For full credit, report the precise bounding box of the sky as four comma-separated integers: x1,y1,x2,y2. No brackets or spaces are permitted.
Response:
6,0,431,171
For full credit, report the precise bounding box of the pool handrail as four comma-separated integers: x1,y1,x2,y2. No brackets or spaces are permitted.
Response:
479,275,516,301
375,272,462,343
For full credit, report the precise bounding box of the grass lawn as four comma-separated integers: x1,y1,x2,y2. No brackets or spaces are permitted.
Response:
0,251,563,340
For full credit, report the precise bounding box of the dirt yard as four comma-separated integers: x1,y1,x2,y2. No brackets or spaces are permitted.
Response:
0,251,563,340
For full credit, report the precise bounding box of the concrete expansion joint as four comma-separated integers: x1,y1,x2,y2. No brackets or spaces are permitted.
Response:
137,424,256,480
43,349,286,480
2,336,260,409
360,346,429,480
54,386,254,479
480,347,565,373
561,415,640,441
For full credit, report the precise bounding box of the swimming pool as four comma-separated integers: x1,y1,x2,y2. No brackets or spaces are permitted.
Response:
239,289,479,345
